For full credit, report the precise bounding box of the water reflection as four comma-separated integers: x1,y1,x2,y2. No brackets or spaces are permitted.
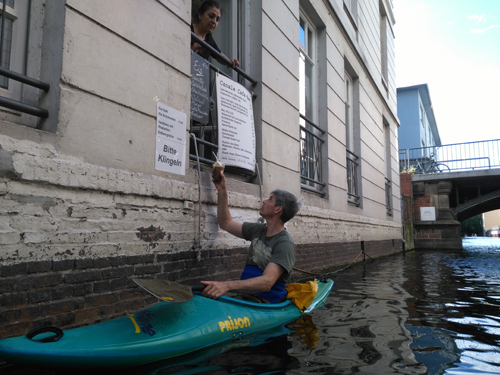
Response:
3,238,500,374
403,237,500,375
286,237,500,374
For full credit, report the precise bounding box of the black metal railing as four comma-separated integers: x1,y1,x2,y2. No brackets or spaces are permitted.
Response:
347,150,360,205
190,33,257,86
189,33,257,174
399,149,408,172
400,139,500,174
0,66,50,118
385,177,392,216
300,113,326,196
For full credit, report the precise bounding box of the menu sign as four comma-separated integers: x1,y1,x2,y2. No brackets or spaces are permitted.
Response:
216,73,255,171
190,52,210,124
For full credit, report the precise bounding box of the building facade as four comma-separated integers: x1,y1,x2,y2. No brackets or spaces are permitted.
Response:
0,0,401,338
397,83,442,172
483,211,500,236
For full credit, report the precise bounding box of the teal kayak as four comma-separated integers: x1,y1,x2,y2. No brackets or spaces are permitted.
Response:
0,279,333,369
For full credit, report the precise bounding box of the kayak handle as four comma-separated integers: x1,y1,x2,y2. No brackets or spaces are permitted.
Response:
26,326,64,343
191,284,206,292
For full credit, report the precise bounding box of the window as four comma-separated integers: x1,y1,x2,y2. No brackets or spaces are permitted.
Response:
210,0,243,79
0,1,63,132
384,118,392,216
345,64,361,206
299,11,325,195
345,73,354,153
344,0,358,26
189,0,256,173
420,105,425,130
379,1,388,88
0,0,29,100
299,15,314,120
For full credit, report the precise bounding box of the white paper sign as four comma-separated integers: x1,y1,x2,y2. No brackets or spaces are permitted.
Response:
420,207,436,221
216,73,255,171
155,102,186,175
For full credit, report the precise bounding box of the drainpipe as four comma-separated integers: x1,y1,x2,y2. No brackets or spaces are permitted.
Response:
190,133,202,261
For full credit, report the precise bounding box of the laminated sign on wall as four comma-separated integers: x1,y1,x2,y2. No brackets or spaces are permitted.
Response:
155,101,186,175
216,73,255,172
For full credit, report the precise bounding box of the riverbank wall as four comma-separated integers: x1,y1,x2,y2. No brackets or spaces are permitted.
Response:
0,238,402,339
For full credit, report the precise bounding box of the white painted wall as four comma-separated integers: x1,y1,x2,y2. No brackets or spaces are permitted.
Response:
0,0,401,264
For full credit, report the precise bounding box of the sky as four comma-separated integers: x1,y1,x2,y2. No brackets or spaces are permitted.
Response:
394,0,500,144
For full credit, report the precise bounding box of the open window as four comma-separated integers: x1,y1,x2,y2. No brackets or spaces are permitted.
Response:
189,0,257,176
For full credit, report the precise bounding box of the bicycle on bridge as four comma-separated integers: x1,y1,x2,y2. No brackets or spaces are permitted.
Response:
414,154,450,174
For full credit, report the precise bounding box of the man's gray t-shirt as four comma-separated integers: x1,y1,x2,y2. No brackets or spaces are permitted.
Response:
241,222,295,283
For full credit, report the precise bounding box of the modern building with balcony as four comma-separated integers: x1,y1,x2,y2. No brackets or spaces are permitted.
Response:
0,0,401,337
397,83,442,172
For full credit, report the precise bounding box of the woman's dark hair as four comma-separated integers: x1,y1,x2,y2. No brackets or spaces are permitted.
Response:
271,189,300,223
193,0,221,23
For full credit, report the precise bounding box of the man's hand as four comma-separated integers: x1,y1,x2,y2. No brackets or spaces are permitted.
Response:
212,170,226,192
200,280,229,299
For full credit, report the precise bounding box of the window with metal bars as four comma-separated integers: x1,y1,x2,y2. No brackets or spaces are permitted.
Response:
299,11,325,196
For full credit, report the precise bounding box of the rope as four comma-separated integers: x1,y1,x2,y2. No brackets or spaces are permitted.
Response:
293,247,375,280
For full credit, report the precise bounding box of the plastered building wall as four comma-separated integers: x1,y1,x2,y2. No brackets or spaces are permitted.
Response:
0,0,402,337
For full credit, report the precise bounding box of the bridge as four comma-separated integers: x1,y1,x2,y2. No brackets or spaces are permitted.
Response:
399,139,500,250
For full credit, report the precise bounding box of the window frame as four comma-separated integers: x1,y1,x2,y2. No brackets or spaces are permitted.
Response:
0,1,29,100
379,2,389,88
299,9,326,196
343,0,358,28
344,63,361,207
383,117,392,216
0,0,64,133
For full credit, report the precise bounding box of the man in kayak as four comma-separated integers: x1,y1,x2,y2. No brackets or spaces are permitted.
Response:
201,170,300,303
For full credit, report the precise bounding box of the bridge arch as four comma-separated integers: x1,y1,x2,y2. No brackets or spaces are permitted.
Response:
408,169,500,250
454,189,500,222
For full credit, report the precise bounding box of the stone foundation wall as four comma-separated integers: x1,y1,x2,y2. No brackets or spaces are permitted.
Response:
0,239,403,339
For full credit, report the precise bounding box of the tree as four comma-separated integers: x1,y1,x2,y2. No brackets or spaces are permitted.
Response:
460,214,484,237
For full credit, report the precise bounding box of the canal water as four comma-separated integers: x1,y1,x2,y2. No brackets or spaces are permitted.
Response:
2,237,499,374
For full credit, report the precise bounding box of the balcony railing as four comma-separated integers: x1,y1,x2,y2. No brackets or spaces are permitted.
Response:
189,32,257,174
190,33,257,86
400,139,500,174
0,66,50,118
300,113,326,196
347,150,360,205
385,177,392,216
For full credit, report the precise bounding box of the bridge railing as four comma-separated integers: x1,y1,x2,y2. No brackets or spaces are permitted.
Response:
400,139,500,174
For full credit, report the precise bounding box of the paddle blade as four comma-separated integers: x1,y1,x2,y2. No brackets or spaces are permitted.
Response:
133,279,194,303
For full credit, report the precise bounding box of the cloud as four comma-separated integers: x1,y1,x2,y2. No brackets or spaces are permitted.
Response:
467,14,485,22
470,25,499,34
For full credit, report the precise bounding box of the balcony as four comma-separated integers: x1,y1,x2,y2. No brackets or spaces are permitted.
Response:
347,150,360,205
300,113,326,196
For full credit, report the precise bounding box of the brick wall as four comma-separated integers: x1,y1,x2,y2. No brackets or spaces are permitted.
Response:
293,239,402,278
0,249,246,339
414,227,442,240
413,195,431,221
400,173,412,197
0,239,403,339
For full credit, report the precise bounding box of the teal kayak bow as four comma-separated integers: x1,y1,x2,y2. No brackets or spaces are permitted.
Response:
0,279,333,369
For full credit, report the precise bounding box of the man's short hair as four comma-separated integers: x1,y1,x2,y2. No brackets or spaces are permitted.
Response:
271,189,299,223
